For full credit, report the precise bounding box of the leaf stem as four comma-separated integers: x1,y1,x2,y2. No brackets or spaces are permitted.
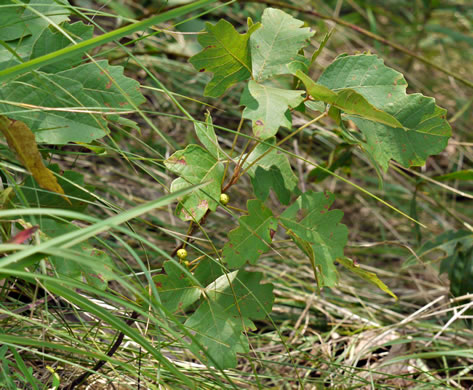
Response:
237,112,328,180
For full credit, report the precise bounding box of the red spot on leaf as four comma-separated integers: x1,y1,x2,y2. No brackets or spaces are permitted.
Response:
106,80,113,89
9,226,38,244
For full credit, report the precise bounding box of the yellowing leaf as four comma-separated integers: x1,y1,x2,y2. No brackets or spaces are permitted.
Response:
294,70,404,129
337,257,397,300
0,116,67,201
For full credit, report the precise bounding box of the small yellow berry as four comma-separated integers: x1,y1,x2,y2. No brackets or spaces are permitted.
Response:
177,248,188,260
184,260,190,267
220,193,230,205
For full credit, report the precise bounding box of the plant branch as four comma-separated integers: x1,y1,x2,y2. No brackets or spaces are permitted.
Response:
65,310,140,389
238,112,328,180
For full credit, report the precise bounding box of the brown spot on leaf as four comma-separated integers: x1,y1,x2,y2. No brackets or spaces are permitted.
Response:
198,199,209,209
255,120,264,126
106,80,113,89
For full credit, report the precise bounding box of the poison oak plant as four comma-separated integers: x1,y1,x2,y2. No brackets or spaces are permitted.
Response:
0,0,466,386
157,7,452,366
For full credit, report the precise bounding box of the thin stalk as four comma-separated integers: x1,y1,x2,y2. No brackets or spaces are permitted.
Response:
238,112,328,180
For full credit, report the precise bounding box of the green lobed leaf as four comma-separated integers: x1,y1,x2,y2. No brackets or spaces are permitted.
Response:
153,260,201,313
185,300,246,369
189,19,260,97
193,257,224,287
280,191,348,287
205,270,274,321
317,54,452,170
0,4,146,145
165,145,224,222
31,21,94,73
240,80,304,139
244,137,300,204
0,2,31,42
250,8,314,81
0,0,71,70
223,199,277,268
0,60,145,144
0,72,106,144
252,166,292,205
185,270,273,368
57,60,146,122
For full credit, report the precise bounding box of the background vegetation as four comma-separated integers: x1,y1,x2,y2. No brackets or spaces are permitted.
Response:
1,0,472,389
